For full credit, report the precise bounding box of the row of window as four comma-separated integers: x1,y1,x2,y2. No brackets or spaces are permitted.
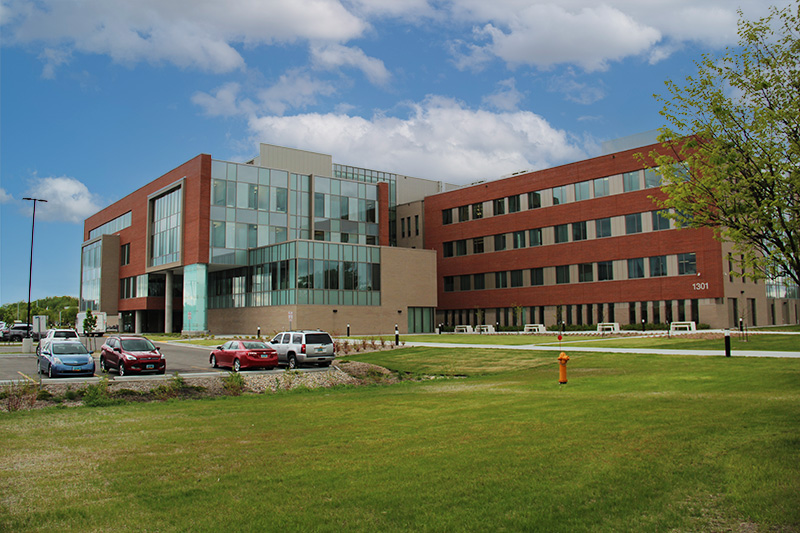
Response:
443,253,697,292
442,168,663,225
443,210,674,257
401,215,419,239
88,211,132,240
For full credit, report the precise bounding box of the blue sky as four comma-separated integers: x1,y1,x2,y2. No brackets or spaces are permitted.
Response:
0,0,789,306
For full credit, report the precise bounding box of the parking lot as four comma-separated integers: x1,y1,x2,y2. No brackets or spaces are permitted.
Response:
0,339,326,384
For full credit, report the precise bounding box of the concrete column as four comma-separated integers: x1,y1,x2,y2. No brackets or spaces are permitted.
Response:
135,310,143,334
165,270,173,334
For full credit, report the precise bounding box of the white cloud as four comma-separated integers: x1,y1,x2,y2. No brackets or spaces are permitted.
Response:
4,0,367,75
193,71,338,117
23,176,103,223
470,5,661,72
247,96,585,184
0,188,13,203
482,78,524,111
310,44,391,86
548,71,605,105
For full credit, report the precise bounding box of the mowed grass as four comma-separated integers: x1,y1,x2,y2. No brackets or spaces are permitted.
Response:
2,348,799,532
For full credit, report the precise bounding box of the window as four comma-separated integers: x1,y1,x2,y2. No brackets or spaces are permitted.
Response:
460,275,471,291
401,218,406,238
531,267,544,286
150,187,182,266
472,203,483,219
513,231,526,249
623,171,640,192
473,273,485,290
473,237,484,254
493,198,506,216
556,265,570,284
455,240,467,256
415,215,419,236
508,195,521,213
594,177,610,197
644,168,662,188
625,213,643,234
628,258,645,279
444,276,454,292
510,269,524,287
596,218,612,238
458,205,470,222
652,210,670,231
495,271,508,288
528,191,541,209
443,242,454,258
598,261,614,281
442,209,453,225
120,243,130,266
494,234,507,251
529,228,542,247
211,221,225,248
572,221,587,241
575,181,592,201
555,224,569,244
650,256,667,277
579,263,593,282
552,186,567,205
678,252,697,275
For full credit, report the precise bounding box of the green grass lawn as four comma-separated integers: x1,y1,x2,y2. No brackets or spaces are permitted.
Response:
3,348,798,532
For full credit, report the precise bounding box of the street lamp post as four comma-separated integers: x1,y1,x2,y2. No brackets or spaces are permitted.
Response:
23,197,47,353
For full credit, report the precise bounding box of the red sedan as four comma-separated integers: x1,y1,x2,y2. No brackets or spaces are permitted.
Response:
210,340,278,372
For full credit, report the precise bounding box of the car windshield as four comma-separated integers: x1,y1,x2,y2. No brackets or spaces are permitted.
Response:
52,343,89,355
242,341,268,349
306,333,332,344
120,338,156,351
54,331,78,338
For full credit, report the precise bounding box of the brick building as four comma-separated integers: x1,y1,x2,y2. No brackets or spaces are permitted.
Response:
80,145,451,335
419,140,799,330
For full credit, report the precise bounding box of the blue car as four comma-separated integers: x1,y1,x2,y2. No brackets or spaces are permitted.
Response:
37,339,95,378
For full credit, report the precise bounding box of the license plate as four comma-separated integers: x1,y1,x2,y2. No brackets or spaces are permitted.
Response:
315,347,324,353
261,354,270,358
146,364,154,369
72,368,81,372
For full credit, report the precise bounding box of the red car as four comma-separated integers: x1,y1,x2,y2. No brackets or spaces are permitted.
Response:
210,340,278,372
100,335,166,376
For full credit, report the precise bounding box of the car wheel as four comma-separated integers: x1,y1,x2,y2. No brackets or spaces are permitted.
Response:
99,357,107,373
118,363,126,377
210,354,218,368
37,360,43,374
47,363,55,379
287,354,297,370
233,359,241,372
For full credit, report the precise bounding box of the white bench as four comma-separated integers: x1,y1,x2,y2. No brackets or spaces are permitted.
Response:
476,325,495,333
524,324,547,333
670,321,696,332
454,325,474,333
597,322,620,333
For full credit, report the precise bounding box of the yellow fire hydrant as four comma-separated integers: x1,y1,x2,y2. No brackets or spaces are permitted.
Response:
558,352,570,384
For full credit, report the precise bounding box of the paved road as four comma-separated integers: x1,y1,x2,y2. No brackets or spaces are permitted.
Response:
0,340,322,384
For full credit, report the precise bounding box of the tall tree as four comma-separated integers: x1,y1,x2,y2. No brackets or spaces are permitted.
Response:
649,2,800,286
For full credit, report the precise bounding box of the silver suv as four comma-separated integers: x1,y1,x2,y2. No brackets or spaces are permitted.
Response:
269,330,335,369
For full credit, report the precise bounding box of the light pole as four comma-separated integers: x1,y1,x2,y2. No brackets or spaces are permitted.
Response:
23,197,47,352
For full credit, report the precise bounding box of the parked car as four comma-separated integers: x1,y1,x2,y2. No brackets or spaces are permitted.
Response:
269,330,336,369
210,340,278,372
37,339,95,378
99,335,166,376
1,323,32,342
37,329,80,355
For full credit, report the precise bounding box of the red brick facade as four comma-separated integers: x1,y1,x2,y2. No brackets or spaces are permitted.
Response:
424,143,724,324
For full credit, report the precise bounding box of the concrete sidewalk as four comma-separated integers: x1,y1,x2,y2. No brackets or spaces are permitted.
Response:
401,341,800,358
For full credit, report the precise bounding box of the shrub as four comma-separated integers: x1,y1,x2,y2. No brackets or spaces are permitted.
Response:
2,381,39,411
82,376,122,407
221,372,246,396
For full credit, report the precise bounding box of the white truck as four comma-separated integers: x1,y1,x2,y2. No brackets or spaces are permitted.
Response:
76,311,107,337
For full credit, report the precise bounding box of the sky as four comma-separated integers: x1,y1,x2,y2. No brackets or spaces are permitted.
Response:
0,0,791,307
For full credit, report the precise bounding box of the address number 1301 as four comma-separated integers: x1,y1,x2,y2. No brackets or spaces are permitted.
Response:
692,282,709,291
